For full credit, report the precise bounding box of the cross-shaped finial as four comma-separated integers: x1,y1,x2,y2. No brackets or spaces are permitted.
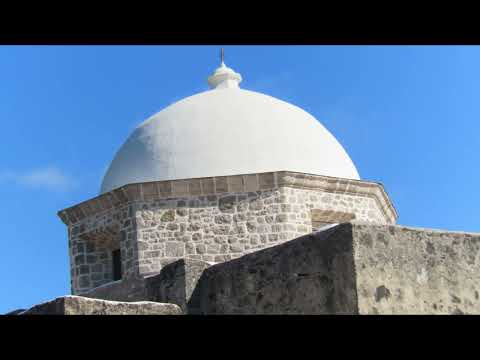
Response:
220,48,224,64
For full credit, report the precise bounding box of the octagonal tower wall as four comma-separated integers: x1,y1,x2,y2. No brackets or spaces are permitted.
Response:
59,171,397,295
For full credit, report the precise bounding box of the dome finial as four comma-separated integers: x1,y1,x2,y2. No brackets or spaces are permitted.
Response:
208,49,242,89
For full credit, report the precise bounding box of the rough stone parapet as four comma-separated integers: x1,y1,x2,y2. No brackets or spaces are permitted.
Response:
352,223,480,314
80,277,148,302
82,259,211,314
19,295,183,315
196,223,480,314
43,223,480,314
197,224,357,314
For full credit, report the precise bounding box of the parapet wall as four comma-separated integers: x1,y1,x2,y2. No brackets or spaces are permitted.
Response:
72,223,480,314
196,223,480,314
20,296,182,315
352,224,480,314
198,224,358,314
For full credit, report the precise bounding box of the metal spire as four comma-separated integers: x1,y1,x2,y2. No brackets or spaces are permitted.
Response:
220,48,224,65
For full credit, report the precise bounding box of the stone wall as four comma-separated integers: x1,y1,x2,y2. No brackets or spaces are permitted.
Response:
68,203,138,294
133,185,389,277
195,223,480,314
353,224,480,314
197,224,358,314
145,259,211,314
63,222,480,314
20,296,182,315
81,259,210,314
81,277,148,302
59,171,397,295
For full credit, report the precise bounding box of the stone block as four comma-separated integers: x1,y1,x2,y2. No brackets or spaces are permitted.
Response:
218,195,236,213
141,182,158,199
124,184,141,201
161,210,175,222
244,174,258,192
61,172,398,295
189,179,202,195
158,181,172,196
214,214,232,224
228,175,244,192
146,259,211,314
165,242,185,257
201,178,215,195
172,181,189,197
21,296,182,315
215,177,229,193
196,223,480,315
259,172,275,190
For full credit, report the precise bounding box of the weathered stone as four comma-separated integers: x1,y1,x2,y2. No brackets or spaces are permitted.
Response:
176,208,188,217
215,177,229,193
196,244,207,254
246,221,257,231
234,213,247,222
244,174,258,192
188,223,202,231
192,233,202,242
137,241,149,251
75,255,85,265
195,223,480,315
218,195,236,213
166,223,179,231
21,296,182,315
186,242,196,255
62,172,397,295
213,226,230,235
228,175,244,192
214,214,232,224
78,276,90,288
199,226,352,314
161,210,175,222
188,179,202,196
165,242,184,257
91,264,103,273
146,259,211,313
206,244,221,254
259,173,275,189
375,285,391,302
230,244,244,253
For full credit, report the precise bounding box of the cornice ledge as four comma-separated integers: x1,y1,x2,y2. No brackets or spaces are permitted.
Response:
58,171,398,226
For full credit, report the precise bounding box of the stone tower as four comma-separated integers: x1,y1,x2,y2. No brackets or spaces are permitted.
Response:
58,56,397,295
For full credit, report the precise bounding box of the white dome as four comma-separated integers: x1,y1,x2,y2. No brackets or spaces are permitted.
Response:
100,61,360,194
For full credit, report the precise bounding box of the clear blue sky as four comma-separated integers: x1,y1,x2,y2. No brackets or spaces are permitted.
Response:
1,45,479,313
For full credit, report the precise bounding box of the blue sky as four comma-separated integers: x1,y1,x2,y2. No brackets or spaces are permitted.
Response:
1,45,479,313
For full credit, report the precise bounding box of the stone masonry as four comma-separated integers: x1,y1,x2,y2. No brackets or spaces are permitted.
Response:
20,295,182,315
197,223,480,314
58,171,397,295
75,222,480,314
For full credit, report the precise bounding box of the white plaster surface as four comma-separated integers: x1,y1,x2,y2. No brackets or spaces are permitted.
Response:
101,64,360,193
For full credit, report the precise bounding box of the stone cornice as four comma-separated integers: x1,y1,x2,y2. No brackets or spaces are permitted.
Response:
58,171,398,225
